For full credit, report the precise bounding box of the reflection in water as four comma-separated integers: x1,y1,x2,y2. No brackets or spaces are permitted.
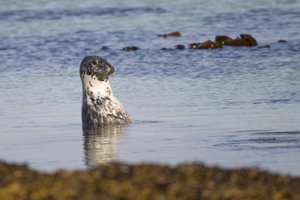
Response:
83,124,125,167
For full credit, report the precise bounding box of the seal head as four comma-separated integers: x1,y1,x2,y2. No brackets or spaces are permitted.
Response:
80,56,115,82
80,56,132,128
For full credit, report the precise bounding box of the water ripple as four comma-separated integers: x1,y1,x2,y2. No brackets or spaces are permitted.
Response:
0,7,167,22
215,131,300,151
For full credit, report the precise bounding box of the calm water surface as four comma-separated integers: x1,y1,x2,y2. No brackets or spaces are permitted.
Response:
0,0,300,175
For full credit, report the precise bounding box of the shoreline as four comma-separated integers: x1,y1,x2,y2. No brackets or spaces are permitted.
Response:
1,160,300,199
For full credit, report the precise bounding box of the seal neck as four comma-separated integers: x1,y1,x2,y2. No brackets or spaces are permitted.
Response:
81,75,113,98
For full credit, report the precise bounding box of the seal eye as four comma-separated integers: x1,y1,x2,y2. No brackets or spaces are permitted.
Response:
91,60,98,66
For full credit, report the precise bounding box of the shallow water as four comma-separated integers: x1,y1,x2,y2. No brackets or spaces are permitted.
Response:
0,0,300,175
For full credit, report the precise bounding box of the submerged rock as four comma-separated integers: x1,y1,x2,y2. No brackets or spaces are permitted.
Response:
101,46,110,50
278,40,288,43
123,46,139,51
161,47,173,51
259,45,271,48
0,160,300,200
161,45,184,51
175,44,185,49
158,31,181,37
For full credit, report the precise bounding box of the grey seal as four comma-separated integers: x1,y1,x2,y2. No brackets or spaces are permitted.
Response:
80,56,132,128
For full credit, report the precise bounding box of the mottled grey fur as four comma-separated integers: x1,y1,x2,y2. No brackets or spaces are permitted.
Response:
80,56,132,129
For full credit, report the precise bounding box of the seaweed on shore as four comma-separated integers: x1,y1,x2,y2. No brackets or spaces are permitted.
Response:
0,160,300,200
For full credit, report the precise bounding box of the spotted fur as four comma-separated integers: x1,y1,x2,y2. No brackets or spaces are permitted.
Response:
80,56,132,128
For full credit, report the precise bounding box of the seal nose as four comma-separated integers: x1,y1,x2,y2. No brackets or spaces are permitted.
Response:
107,64,115,76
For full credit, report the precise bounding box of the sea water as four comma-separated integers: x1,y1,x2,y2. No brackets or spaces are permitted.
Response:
0,0,300,175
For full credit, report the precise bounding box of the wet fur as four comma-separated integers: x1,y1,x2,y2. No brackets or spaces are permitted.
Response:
80,56,132,128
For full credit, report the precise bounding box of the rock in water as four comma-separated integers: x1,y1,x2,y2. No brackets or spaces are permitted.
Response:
189,40,222,49
277,40,288,43
215,35,234,45
175,44,185,49
123,46,139,51
230,37,251,46
158,31,181,37
215,34,257,46
189,42,199,49
101,46,110,50
198,40,223,49
240,34,257,46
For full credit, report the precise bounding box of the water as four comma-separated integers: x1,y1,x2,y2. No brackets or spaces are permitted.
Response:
0,0,300,175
